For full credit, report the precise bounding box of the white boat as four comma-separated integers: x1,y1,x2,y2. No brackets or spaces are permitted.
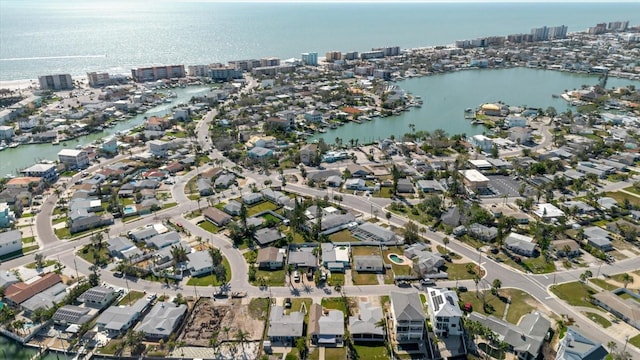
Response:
0,146,6,151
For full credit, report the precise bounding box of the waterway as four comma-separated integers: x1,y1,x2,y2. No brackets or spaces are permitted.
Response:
312,67,640,144
0,85,210,176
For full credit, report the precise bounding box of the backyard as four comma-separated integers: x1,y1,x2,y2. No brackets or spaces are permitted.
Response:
186,258,231,286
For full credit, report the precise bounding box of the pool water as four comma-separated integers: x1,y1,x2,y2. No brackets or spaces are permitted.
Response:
389,254,403,264
123,205,136,215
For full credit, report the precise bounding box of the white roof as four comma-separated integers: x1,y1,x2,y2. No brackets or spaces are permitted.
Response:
506,232,534,243
460,169,489,182
534,203,565,218
469,159,492,168
58,149,83,157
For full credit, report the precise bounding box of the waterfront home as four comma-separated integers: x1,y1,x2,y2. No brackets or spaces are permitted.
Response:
555,327,609,360
268,305,305,345
349,302,385,343
469,311,550,360
469,134,494,152
202,207,231,227
257,247,284,270
52,305,95,327
20,163,58,183
390,290,425,342
426,288,464,338
58,149,90,169
96,298,151,336
309,303,345,347
136,302,187,340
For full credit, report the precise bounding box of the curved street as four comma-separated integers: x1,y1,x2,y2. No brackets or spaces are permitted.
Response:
2,94,638,357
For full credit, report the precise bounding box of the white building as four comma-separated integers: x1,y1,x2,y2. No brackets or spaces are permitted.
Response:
505,115,527,128
427,288,463,337
390,290,425,342
149,140,171,157
460,169,489,191
470,134,494,152
58,149,89,169
0,230,22,257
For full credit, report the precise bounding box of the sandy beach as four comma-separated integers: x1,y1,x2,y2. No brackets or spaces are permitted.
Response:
0,76,89,92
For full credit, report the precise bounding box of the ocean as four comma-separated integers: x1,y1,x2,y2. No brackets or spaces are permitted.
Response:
1,1,639,81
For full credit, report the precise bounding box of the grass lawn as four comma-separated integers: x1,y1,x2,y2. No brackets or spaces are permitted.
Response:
329,229,358,243
354,344,390,360
287,298,313,316
118,290,146,306
459,290,507,318
22,236,36,244
618,292,640,303
352,271,379,285
254,269,286,286
322,297,348,314
246,201,279,216
78,245,111,265
503,289,538,324
186,258,231,286
325,347,347,360
98,338,124,355
522,256,556,274
249,297,270,321
583,311,612,328
382,246,413,277
22,245,39,253
589,278,618,291
352,246,381,257
328,272,345,287
52,216,67,225
21,213,34,218
162,202,178,210
54,227,71,239
280,227,306,244
198,220,220,233
52,207,66,216
550,282,599,309
606,191,640,207
442,262,484,280
188,194,201,201
25,259,57,269
629,334,640,349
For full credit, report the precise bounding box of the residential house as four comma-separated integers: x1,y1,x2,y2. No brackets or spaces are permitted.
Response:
353,256,384,273
257,247,284,270
0,202,15,228
214,174,235,189
187,251,214,277
52,305,94,327
470,135,494,152
344,178,366,190
592,289,640,330
136,302,187,340
416,180,442,193
254,228,285,247
552,239,581,258
426,288,463,337
321,243,350,273
309,303,345,347
390,290,425,342
242,193,263,205
20,163,57,183
223,200,242,216
583,226,613,251
305,213,356,236
96,298,151,336
21,282,68,315
77,286,117,310
504,233,537,257
469,311,550,360
0,230,22,257
533,203,565,220
349,302,385,343
555,327,608,360
413,251,445,276
145,231,181,250
396,179,414,193
129,226,158,242
268,305,305,345
351,223,399,243
288,248,318,269
203,207,232,227
299,144,317,166
58,149,90,169
107,236,143,261
326,176,343,188
468,223,498,242
197,178,213,196
0,271,19,289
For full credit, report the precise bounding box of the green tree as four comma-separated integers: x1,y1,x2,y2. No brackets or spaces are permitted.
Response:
403,221,420,244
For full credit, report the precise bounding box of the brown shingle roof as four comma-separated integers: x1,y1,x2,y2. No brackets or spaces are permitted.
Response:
5,273,62,304
202,207,231,226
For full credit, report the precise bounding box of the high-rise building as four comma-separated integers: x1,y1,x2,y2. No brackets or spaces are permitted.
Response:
87,72,111,87
38,74,73,90
301,52,318,66
608,21,629,31
548,25,568,40
260,57,280,67
131,65,185,82
588,23,607,35
325,51,342,61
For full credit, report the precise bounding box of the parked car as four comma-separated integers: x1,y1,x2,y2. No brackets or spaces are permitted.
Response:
284,298,292,308
293,271,300,282
420,278,436,286
113,271,124,278
457,286,468,292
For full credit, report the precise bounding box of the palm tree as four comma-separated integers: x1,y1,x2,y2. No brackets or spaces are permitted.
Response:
607,341,618,354
442,237,450,253
491,278,502,297
621,273,633,288
235,329,248,357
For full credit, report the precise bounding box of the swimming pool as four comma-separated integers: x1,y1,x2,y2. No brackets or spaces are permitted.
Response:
123,205,137,215
389,254,403,264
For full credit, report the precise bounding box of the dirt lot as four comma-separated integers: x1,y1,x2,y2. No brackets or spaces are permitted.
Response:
179,298,266,346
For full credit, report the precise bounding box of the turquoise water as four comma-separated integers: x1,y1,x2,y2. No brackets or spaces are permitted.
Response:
0,336,38,360
1,1,639,80
312,68,640,144
389,254,403,264
123,205,136,215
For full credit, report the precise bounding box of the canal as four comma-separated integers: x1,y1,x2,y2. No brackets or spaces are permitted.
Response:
312,67,640,144
0,85,211,176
